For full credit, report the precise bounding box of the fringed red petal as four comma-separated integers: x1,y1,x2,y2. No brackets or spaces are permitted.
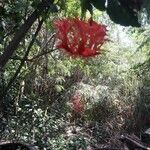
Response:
54,18,107,58
70,93,85,113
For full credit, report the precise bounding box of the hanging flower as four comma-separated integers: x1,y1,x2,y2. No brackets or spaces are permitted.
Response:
54,18,107,58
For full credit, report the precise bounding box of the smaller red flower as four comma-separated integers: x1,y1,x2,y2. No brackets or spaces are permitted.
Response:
70,93,85,114
54,17,107,58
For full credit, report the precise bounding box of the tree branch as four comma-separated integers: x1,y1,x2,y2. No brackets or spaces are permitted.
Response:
0,140,37,150
0,0,54,69
5,19,44,93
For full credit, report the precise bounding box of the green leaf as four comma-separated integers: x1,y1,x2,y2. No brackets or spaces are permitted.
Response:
106,0,141,27
80,0,93,18
55,85,64,92
90,0,106,11
49,4,58,13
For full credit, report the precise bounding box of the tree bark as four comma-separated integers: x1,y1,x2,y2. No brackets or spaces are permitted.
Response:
0,0,54,69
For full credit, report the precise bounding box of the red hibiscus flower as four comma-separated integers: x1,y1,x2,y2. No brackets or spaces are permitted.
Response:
54,17,107,58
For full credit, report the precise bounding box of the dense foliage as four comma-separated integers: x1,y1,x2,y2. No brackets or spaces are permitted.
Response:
0,0,150,149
